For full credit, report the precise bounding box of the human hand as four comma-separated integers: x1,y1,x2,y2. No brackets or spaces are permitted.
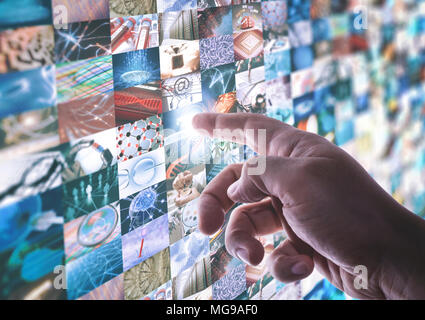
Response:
173,171,193,191
193,113,425,300
173,171,198,207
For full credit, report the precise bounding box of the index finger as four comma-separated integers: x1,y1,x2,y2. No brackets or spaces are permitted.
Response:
192,113,301,157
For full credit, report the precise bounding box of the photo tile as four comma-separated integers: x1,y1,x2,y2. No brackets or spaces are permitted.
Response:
122,213,169,271
0,146,64,208
120,180,168,235
57,93,116,144
160,40,200,79
0,106,59,160
0,187,65,299
289,19,313,48
111,14,159,54
172,256,211,299
0,0,423,301
264,49,291,80
161,72,203,111
200,35,234,70
66,236,123,300
113,47,161,91
0,0,52,30
144,279,173,300
0,25,54,73
0,66,56,118
201,62,236,109
266,75,294,124
170,230,210,278
287,0,311,24
118,147,166,199
159,10,198,45
158,0,198,13
56,55,113,103
60,127,118,184
64,201,121,263
62,165,119,222
124,247,171,300
262,1,289,53
52,0,111,24
109,0,158,18
198,0,231,10
114,80,163,125
212,263,246,300
54,19,112,63
78,274,124,300
198,6,233,39
116,114,164,162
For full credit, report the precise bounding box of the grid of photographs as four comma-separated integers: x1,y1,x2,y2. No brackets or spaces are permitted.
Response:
0,0,425,300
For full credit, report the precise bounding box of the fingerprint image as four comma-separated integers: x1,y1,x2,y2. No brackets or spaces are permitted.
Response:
200,35,234,70
212,263,246,300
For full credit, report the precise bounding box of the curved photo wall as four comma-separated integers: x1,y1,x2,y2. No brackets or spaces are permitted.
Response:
0,0,424,300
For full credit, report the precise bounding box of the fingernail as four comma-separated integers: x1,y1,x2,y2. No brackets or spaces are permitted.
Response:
291,261,309,275
227,182,239,197
236,248,250,265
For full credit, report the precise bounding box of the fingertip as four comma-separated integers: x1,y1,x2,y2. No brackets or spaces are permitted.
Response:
197,194,226,235
271,255,314,283
197,211,223,235
192,113,215,132
226,234,265,266
198,219,221,236
290,259,314,276
236,243,265,266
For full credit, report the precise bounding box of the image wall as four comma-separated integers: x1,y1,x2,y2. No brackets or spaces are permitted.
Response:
0,0,424,300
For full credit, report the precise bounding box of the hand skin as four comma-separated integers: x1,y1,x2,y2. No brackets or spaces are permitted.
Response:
192,113,425,300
